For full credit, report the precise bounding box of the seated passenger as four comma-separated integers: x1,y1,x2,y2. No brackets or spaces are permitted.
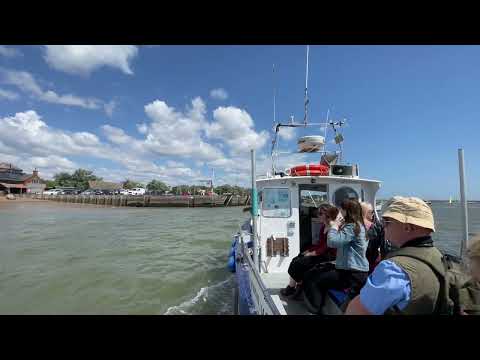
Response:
280,203,337,298
360,201,391,273
303,199,369,314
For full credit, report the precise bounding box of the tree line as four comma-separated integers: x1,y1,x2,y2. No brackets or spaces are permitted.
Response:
46,168,249,195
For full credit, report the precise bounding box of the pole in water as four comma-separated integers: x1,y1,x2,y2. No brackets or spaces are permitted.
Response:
458,148,469,258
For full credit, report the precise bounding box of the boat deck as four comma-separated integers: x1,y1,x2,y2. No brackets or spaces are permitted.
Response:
261,272,344,315
261,273,313,315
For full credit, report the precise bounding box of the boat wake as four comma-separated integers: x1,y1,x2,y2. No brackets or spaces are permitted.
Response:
164,277,233,315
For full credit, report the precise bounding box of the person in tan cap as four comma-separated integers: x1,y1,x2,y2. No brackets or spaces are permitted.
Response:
345,196,443,315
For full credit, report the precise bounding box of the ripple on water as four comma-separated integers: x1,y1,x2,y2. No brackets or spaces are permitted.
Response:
10,204,479,314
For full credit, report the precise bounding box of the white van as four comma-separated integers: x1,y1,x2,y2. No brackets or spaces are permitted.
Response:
128,188,146,196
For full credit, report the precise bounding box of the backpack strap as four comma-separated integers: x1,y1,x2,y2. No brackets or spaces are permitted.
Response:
386,247,450,314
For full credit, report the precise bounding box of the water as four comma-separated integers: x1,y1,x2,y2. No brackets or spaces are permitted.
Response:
0,201,479,314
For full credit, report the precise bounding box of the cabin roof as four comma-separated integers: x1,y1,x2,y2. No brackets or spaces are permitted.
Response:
255,175,381,185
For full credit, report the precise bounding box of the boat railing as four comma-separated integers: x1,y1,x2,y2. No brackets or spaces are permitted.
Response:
239,236,282,315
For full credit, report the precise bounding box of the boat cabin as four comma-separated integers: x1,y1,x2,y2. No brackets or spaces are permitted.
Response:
256,174,380,275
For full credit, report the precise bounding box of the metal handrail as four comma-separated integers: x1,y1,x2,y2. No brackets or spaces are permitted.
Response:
239,236,281,315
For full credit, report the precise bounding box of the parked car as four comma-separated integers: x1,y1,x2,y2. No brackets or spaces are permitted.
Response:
43,189,62,195
59,189,79,195
80,190,95,195
116,189,129,195
128,187,146,196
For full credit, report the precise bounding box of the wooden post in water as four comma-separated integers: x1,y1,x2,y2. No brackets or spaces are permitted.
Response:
458,148,469,259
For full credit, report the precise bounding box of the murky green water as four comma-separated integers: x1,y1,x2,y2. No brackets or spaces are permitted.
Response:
0,201,479,314
0,202,246,314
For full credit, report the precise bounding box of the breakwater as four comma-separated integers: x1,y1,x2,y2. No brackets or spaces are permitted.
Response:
20,193,250,207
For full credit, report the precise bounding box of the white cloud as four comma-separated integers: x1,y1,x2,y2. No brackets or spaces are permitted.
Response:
136,123,148,134
30,155,77,171
0,94,274,186
207,106,269,156
0,151,78,180
278,127,296,141
104,100,116,117
0,69,43,95
41,90,101,109
101,124,131,145
0,111,105,158
0,68,104,110
0,88,19,100
166,160,185,168
142,97,225,161
0,46,22,58
210,88,228,100
43,45,138,76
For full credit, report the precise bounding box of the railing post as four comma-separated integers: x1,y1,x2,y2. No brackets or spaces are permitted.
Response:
251,149,260,273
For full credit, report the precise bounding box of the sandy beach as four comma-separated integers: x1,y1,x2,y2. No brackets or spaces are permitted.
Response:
0,195,48,206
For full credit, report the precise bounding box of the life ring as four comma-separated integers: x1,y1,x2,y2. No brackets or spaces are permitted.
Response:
290,164,329,177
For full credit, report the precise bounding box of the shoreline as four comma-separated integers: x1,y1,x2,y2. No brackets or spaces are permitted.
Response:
0,196,48,205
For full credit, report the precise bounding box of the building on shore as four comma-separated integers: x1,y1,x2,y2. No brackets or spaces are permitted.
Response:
88,180,123,192
0,163,46,194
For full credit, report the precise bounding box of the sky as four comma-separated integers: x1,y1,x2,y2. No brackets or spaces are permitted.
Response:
0,45,479,200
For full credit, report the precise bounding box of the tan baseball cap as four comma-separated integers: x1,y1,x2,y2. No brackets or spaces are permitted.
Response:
382,196,435,232
467,236,480,259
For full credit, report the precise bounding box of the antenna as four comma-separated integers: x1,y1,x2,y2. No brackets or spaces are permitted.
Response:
324,108,329,142
273,64,276,125
272,63,277,175
304,45,310,126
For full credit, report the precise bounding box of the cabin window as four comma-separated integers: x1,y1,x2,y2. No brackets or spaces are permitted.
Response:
333,186,359,207
262,188,291,218
299,185,328,208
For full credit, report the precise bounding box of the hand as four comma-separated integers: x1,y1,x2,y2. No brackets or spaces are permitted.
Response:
329,220,340,230
304,251,315,257
336,213,345,225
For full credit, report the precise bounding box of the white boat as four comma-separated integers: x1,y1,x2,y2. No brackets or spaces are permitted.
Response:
226,46,384,315
226,46,471,316
229,160,381,315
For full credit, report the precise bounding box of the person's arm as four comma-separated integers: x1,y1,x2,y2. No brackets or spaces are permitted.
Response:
345,260,411,315
345,295,373,315
327,224,352,248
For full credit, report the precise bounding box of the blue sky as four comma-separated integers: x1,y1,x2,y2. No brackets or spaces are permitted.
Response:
0,45,478,200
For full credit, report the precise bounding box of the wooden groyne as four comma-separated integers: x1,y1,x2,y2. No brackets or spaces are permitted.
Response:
21,193,251,208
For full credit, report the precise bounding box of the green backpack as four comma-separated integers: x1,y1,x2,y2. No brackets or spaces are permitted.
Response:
387,247,480,315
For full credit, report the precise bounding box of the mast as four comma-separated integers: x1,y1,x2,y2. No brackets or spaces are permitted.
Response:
272,64,277,175
304,45,310,126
